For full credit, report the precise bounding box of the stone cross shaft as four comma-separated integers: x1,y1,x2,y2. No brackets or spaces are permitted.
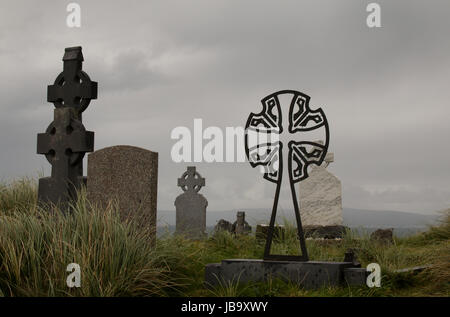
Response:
177,166,205,193
37,108,94,180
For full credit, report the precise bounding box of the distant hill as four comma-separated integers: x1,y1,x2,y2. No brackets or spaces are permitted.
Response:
342,208,439,228
157,207,440,229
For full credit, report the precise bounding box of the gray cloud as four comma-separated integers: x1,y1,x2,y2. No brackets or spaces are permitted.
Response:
0,0,449,215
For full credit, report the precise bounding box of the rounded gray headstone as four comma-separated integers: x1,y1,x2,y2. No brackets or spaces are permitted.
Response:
87,145,158,240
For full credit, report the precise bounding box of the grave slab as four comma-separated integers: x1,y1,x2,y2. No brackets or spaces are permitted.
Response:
205,259,364,289
343,268,368,286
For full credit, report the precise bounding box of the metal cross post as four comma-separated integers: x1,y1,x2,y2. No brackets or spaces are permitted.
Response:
245,90,329,261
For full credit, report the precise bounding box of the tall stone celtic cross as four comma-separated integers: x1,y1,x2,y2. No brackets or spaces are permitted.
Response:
177,166,205,193
245,90,329,261
37,46,97,209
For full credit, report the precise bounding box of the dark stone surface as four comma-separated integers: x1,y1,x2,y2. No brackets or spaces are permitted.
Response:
394,265,432,274
47,46,97,117
214,219,233,234
255,224,285,242
175,166,208,239
232,211,252,235
37,46,97,209
87,145,158,242
344,268,368,286
204,263,222,287
343,249,361,267
37,107,94,208
370,228,394,244
303,225,348,239
214,212,252,236
205,259,363,289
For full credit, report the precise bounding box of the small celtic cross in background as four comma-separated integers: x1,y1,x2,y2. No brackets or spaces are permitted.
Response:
177,166,205,193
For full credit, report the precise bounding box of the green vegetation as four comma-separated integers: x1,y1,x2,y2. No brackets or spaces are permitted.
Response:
0,178,448,297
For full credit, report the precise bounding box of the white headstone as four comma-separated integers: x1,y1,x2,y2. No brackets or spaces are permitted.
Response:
298,152,343,226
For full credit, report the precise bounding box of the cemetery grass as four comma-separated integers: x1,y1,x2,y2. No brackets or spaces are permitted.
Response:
0,179,448,297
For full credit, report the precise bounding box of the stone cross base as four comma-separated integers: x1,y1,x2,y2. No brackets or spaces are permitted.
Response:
205,259,367,289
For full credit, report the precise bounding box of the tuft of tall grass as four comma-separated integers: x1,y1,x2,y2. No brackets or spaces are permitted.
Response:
419,209,450,242
206,271,248,297
0,178,448,297
0,178,37,216
0,184,182,296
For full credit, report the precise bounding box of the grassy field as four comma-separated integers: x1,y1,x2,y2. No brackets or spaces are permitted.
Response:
0,178,448,297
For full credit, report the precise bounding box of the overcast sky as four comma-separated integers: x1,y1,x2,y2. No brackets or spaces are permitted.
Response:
0,0,449,215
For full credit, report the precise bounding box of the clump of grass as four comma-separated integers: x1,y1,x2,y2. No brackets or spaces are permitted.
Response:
415,209,450,243
0,178,37,216
208,230,263,260
206,271,249,297
0,183,183,296
0,178,448,297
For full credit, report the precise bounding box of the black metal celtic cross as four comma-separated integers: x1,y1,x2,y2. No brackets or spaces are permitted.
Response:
37,46,97,209
245,90,329,261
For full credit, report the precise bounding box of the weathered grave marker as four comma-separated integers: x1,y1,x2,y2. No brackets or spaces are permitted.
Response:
214,219,233,234
214,211,252,236
232,211,252,235
299,151,343,227
370,228,394,244
87,145,158,239
37,46,97,209
299,149,346,238
175,166,208,239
